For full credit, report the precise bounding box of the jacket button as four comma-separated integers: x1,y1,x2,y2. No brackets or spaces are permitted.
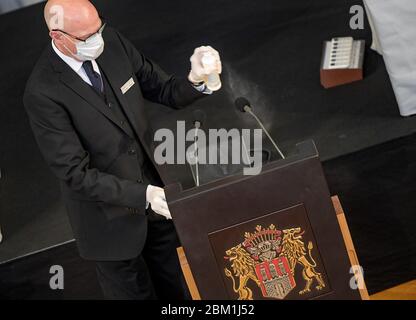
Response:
128,149,136,155
120,120,125,126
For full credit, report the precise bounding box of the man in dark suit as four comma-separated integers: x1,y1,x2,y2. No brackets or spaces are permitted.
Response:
24,0,222,299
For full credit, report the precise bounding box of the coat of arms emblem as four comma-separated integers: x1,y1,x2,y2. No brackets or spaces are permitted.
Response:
224,224,326,300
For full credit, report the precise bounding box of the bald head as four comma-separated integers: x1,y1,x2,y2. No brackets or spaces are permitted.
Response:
45,0,102,59
45,0,100,37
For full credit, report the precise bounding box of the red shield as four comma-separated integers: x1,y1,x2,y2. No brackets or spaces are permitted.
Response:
255,256,296,299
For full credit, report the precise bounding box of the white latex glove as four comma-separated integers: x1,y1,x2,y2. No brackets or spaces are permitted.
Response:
146,185,172,220
188,45,222,85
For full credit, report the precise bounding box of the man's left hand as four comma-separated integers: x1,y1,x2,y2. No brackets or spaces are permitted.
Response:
188,45,222,86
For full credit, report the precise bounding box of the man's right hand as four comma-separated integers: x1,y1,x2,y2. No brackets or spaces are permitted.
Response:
146,185,172,220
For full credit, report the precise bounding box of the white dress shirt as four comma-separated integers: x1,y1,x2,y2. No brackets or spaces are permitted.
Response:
52,40,102,86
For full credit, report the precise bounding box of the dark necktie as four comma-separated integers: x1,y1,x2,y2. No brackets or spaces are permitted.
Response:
82,60,103,93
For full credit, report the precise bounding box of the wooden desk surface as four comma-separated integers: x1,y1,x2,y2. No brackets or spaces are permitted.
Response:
371,281,416,300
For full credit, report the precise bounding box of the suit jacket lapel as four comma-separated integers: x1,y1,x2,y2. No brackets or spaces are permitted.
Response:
49,46,132,136
61,71,132,133
97,48,147,142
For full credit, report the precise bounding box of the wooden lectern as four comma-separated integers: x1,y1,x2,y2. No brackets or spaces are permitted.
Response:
165,141,367,300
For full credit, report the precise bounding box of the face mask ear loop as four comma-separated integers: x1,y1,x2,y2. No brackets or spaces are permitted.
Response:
59,32,78,56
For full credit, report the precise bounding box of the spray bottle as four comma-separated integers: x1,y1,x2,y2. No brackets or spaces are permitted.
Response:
201,52,222,91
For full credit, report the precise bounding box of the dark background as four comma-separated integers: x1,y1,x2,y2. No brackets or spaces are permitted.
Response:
0,0,415,298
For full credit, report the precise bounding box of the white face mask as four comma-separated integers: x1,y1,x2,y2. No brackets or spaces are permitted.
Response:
64,31,105,61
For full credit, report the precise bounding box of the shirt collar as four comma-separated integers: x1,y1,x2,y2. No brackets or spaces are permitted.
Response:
52,40,84,74
51,40,102,76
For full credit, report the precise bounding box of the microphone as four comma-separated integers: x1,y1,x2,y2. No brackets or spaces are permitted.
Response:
235,97,285,159
191,110,206,187
235,97,252,113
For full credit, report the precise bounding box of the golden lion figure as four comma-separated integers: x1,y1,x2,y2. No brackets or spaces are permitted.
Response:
224,244,260,300
281,228,326,295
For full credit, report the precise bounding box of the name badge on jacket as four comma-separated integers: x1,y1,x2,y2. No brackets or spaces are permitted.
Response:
121,77,135,94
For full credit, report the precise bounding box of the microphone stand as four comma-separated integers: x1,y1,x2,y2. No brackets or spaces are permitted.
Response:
194,122,200,187
241,135,253,167
244,106,286,159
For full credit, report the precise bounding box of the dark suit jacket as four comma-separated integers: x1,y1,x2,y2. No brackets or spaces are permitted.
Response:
23,26,205,261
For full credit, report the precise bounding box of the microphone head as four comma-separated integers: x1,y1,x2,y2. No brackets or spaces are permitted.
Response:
235,97,251,112
192,109,206,128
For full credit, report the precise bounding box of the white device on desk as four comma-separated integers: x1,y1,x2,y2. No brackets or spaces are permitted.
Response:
321,37,365,88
